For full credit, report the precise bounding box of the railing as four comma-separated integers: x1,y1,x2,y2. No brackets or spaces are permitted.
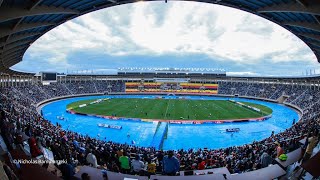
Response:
149,122,168,150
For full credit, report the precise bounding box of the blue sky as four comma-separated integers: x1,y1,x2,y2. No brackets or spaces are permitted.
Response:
12,1,320,76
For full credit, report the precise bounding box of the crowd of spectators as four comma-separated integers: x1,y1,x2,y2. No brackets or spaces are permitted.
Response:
217,82,320,112
0,80,319,179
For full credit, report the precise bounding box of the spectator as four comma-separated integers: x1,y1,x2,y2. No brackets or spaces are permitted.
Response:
59,162,75,180
28,137,43,158
302,129,319,163
163,150,180,176
86,150,98,168
197,157,206,170
131,155,145,175
260,149,273,168
275,141,284,158
299,132,311,163
147,159,156,175
81,173,90,180
119,151,130,174
0,81,319,177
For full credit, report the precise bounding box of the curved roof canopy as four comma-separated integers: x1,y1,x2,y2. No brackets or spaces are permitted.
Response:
1,0,320,75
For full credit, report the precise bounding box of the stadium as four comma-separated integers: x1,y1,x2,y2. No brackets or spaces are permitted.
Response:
0,1,320,180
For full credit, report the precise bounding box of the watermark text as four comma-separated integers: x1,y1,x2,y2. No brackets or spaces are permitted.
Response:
13,159,67,165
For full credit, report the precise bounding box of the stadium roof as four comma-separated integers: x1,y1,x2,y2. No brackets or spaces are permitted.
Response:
1,0,320,75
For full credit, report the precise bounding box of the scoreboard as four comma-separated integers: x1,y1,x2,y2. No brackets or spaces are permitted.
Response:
41,72,57,82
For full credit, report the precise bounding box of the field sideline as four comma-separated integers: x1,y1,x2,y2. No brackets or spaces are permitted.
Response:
67,98,272,120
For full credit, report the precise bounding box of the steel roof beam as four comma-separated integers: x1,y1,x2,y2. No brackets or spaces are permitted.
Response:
7,32,40,45
2,52,23,61
0,22,54,38
1,57,25,67
0,46,28,55
0,46,29,56
3,58,21,68
258,2,320,15
0,32,40,47
297,32,320,42
8,61,23,68
3,55,23,63
1,47,25,55
1,49,25,59
284,21,320,32
2,46,28,56
312,47,320,52
107,0,117,3
1,40,32,52
0,5,79,23
29,0,44,10
2,55,21,61
296,0,309,7
314,15,320,24
308,41,320,48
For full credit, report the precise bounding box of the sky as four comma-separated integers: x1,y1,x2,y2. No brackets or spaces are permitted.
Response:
11,1,320,76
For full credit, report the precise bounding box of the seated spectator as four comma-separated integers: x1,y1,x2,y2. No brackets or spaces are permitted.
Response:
86,150,98,168
147,159,156,175
119,151,130,174
59,162,75,180
81,173,90,180
197,157,206,170
131,155,145,175
275,141,284,158
163,150,180,176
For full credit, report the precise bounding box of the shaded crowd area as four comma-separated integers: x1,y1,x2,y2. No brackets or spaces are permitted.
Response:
0,81,319,179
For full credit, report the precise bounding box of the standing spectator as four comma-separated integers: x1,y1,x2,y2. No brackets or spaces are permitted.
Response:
119,151,130,174
163,150,180,176
28,137,42,158
260,149,273,168
299,132,311,163
302,129,319,163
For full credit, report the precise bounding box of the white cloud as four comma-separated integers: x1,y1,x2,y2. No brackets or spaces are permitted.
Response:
16,1,318,72
227,71,260,76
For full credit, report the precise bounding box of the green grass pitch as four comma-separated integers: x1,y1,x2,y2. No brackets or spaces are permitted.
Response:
67,98,272,120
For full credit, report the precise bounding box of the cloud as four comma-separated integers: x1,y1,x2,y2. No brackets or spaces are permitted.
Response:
12,1,320,74
227,71,260,76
